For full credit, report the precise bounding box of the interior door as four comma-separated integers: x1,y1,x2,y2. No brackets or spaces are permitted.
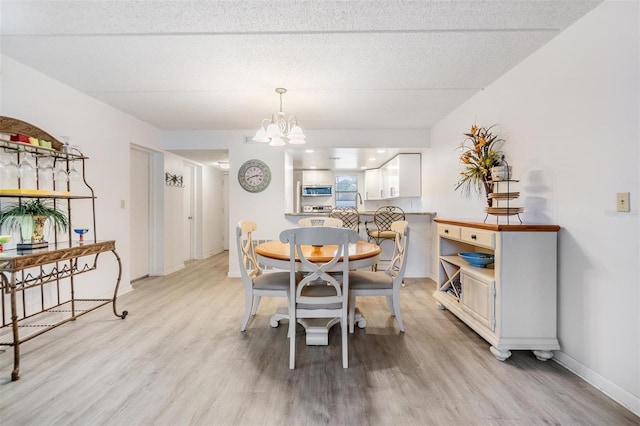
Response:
130,147,150,280
183,164,195,262
223,173,229,250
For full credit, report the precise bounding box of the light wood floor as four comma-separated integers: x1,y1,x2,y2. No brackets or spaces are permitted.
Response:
1,252,637,426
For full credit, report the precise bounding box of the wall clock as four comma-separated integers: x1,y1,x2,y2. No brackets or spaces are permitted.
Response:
238,159,272,193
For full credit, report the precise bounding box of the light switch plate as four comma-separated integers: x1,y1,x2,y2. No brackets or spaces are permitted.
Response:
616,192,630,212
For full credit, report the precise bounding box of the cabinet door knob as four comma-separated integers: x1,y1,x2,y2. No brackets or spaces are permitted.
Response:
444,229,449,234
471,234,477,240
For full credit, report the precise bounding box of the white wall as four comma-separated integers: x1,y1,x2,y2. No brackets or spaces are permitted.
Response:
0,55,223,292
426,0,639,414
0,55,165,298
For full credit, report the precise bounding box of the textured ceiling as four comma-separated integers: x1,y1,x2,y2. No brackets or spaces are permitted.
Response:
0,0,602,167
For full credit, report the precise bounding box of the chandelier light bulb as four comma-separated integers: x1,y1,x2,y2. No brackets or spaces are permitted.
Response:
266,122,283,138
269,137,286,147
252,127,270,143
288,125,304,137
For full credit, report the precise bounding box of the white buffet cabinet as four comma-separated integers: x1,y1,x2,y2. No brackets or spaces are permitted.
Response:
433,219,560,361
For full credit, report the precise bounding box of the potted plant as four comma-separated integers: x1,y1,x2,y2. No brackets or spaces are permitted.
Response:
0,199,69,247
454,124,505,206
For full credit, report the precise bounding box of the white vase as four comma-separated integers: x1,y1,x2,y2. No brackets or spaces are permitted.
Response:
19,216,33,243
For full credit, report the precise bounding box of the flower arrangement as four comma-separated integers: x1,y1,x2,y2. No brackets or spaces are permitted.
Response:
454,124,505,204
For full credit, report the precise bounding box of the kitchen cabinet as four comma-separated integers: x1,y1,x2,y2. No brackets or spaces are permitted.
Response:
367,153,421,199
0,116,127,381
364,169,381,200
302,170,333,186
380,156,398,198
433,219,560,361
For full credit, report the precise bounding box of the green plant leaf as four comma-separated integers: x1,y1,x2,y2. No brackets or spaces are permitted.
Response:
0,199,69,233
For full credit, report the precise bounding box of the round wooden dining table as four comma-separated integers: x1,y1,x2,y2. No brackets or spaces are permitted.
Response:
255,240,381,271
254,239,381,345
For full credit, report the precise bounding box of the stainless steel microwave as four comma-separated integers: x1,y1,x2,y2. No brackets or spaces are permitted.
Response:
302,185,332,197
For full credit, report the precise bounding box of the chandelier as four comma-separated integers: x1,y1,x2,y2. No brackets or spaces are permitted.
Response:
252,88,306,146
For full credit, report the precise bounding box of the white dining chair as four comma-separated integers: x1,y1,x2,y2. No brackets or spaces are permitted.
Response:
236,221,290,332
297,217,343,228
279,226,360,369
348,221,410,333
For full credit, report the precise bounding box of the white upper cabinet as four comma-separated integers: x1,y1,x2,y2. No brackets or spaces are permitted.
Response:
364,169,381,200
367,153,421,199
302,170,334,186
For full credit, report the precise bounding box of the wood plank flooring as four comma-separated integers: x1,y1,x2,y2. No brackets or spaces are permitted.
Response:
1,252,637,425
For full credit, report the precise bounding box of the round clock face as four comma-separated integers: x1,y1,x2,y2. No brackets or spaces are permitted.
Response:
238,159,271,193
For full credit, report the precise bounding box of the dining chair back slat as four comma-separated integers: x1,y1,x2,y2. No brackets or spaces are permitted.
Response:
279,226,360,369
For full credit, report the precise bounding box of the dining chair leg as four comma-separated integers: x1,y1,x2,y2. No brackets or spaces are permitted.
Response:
289,298,296,368
251,295,262,315
240,292,254,332
386,295,395,316
289,320,296,369
392,294,405,332
342,317,348,368
348,293,356,333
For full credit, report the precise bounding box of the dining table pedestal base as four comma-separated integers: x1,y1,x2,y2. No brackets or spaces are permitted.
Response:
270,307,365,345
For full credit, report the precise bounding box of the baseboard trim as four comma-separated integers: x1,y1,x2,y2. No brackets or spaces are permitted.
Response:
553,351,640,416
162,262,185,276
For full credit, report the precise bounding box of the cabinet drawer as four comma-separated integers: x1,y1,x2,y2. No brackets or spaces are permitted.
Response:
460,228,495,249
438,224,460,240
461,271,495,331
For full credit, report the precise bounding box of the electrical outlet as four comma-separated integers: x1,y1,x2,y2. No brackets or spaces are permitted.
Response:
616,192,630,212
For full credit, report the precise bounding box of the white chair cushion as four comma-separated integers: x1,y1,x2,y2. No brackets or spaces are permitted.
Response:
253,271,291,290
349,270,393,290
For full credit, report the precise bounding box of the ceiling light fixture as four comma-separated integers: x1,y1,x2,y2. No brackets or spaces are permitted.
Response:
252,88,306,147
